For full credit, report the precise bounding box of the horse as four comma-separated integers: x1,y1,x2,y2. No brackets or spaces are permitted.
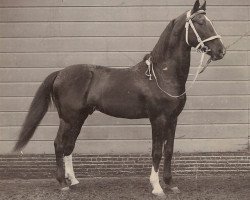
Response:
13,0,225,196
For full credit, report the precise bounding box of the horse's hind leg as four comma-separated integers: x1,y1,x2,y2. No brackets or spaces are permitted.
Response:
64,154,79,186
54,119,70,190
54,115,85,190
62,116,87,187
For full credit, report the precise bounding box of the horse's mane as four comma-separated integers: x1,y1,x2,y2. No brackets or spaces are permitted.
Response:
144,19,175,64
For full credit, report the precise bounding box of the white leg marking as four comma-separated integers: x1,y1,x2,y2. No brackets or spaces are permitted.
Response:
150,166,165,196
64,154,79,186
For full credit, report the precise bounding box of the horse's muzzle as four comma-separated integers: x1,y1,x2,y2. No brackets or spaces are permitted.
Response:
209,46,226,61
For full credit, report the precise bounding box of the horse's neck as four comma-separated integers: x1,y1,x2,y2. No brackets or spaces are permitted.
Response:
154,37,191,84
150,16,191,83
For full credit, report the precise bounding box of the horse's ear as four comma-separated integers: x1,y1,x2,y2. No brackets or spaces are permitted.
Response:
191,0,200,14
200,0,206,11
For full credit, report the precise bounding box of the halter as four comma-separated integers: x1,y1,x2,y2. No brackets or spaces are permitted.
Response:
145,10,222,98
185,10,221,52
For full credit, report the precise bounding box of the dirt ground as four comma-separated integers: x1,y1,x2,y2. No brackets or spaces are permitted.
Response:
0,175,249,200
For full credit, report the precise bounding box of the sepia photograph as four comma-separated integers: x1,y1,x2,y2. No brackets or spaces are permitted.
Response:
0,0,249,199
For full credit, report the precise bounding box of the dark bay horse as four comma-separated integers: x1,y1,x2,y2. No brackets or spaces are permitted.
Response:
14,0,225,196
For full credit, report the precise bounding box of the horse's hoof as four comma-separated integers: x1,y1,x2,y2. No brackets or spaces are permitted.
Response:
69,180,79,189
71,178,79,186
171,186,181,194
152,190,166,198
61,186,70,191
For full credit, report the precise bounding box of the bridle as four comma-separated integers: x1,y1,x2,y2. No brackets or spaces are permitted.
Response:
145,10,222,98
185,10,222,52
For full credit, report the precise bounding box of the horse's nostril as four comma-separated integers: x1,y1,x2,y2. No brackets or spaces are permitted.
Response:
220,47,226,54
218,48,226,57
223,48,226,55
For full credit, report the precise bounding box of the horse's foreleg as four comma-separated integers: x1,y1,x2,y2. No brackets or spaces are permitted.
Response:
163,118,180,193
149,115,167,197
163,118,177,185
150,166,164,196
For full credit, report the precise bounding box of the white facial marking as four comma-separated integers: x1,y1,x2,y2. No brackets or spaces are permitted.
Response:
150,166,164,195
64,154,79,186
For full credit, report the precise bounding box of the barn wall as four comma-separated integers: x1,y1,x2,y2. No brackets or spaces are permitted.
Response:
0,0,249,154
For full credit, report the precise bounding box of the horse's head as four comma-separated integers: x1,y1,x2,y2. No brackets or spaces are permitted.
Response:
185,0,226,60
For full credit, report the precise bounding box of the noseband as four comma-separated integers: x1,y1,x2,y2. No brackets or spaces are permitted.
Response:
185,10,221,52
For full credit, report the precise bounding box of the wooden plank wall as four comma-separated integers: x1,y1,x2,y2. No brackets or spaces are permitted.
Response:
0,0,249,154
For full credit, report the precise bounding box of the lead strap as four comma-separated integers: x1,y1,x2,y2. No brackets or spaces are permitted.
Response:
145,52,205,98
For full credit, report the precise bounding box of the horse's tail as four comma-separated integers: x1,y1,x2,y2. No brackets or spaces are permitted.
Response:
13,71,59,152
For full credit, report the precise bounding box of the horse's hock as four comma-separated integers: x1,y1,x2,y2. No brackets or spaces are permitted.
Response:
0,0,249,179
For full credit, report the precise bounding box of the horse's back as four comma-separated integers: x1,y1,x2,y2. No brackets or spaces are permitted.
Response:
87,66,150,118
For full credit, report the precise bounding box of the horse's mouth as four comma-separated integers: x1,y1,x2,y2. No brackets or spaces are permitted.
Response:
206,51,225,61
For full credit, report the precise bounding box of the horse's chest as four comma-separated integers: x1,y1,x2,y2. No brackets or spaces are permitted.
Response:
150,95,186,117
